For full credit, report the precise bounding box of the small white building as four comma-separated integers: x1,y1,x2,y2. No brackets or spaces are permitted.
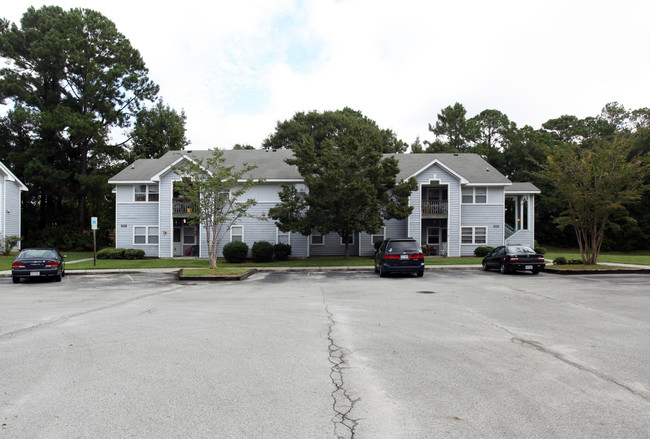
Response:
0,161,27,251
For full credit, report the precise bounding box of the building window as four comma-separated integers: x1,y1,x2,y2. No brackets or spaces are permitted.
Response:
462,187,487,204
134,226,158,244
371,227,385,246
340,234,354,246
462,226,487,244
310,230,324,245
231,225,243,242
183,227,195,245
277,229,290,244
134,185,159,202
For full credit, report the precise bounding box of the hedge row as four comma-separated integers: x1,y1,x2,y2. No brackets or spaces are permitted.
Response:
97,248,145,260
222,241,292,264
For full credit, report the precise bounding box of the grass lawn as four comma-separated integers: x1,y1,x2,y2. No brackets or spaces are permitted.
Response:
544,247,650,266
545,264,635,271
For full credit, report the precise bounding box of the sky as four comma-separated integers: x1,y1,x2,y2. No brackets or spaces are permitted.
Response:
2,0,649,150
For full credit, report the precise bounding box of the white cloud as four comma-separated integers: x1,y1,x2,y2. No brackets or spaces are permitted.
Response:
3,0,650,149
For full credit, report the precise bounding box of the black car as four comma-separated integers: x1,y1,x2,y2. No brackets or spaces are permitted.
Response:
375,238,425,277
12,248,66,283
482,245,545,274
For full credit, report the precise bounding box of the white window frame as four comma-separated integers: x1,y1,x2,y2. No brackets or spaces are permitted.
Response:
371,226,386,246
462,187,487,204
340,234,354,246
134,184,159,202
230,225,244,242
276,228,290,245
133,226,159,245
310,230,324,246
461,226,487,244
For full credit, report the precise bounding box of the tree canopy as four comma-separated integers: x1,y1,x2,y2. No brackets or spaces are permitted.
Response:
0,6,160,247
268,110,417,259
128,99,189,161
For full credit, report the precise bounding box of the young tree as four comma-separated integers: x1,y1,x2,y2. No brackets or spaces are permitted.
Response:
173,150,263,269
425,102,478,152
540,135,649,264
268,113,417,259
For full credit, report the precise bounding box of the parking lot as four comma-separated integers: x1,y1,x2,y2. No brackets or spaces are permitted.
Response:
1,270,649,438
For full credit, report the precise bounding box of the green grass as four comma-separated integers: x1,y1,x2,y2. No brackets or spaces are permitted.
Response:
544,247,650,266
546,264,633,271
181,268,252,276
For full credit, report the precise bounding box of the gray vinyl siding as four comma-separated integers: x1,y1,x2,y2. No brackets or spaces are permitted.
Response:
115,196,160,257
460,204,504,256
309,232,359,257
411,163,462,257
3,180,21,238
159,173,177,258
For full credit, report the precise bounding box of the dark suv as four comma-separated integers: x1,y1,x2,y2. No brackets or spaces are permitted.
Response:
374,238,425,277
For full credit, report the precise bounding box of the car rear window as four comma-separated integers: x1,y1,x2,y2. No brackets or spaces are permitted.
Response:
387,241,420,253
18,250,57,259
506,246,535,254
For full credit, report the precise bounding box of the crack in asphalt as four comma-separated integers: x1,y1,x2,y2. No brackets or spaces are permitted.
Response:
488,322,650,403
0,284,182,342
322,289,358,439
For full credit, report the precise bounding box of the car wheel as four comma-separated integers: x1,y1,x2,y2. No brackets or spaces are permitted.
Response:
532,269,540,275
12,276,20,284
499,263,509,274
62,270,65,278
54,274,62,282
417,270,424,277
482,261,489,271
379,266,387,278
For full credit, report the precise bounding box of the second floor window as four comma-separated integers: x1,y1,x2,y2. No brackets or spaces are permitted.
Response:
462,187,487,204
135,185,159,202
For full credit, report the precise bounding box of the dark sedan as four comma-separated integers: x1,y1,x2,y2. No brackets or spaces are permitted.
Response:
482,245,545,274
12,248,66,283
375,238,425,277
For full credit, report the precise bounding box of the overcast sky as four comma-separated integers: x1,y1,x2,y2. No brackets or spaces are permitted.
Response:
3,0,649,150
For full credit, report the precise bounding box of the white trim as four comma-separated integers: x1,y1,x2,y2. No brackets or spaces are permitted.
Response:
339,234,354,246
0,162,28,191
150,155,211,182
133,184,160,203
408,159,468,184
310,230,324,246
461,226,487,245
464,182,512,187
370,226,386,246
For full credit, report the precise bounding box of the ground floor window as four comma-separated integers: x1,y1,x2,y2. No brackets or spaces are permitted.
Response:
231,225,243,242
311,230,324,245
371,227,385,246
277,228,290,244
462,226,487,244
134,226,159,244
340,234,354,246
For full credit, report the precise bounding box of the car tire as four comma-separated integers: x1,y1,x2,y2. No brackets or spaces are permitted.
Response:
499,263,509,274
482,261,489,271
54,274,62,282
532,269,540,275
12,276,20,284
417,270,424,277
62,270,65,278
379,266,387,278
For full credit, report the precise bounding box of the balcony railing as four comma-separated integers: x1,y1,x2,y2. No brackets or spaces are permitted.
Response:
422,200,448,217
173,200,195,215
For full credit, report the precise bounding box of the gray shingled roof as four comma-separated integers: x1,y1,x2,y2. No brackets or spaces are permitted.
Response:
109,150,512,185
506,182,541,193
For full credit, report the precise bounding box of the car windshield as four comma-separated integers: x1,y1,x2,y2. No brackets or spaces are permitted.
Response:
506,246,535,254
18,250,57,259
387,241,420,253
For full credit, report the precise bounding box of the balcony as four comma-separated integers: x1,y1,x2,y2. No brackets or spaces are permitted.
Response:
422,200,448,218
173,200,195,216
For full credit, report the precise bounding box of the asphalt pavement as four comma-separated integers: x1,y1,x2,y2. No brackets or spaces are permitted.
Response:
1,270,649,438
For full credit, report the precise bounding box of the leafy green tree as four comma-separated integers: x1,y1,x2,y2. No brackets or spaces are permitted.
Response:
0,6,158,234
540,135,649,264
233,144,256,150
128,99,189,160
173,150,263,269
268,115,417,259
263,107,407,153
425,102,478,152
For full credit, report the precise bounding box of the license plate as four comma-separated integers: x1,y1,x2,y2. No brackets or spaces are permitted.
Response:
400,255,409,260
525,265,533,270
30,271,41,276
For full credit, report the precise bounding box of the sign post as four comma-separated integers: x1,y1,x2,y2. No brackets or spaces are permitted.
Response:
91,217,98,266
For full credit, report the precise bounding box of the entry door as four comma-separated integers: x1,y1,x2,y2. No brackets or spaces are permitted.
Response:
173,228,182,256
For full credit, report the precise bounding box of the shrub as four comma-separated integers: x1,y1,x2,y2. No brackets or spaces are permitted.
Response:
474,246,495,257
533,241,546,255
567,259,584,265
223,241,249,263
273,243,292,261
1,235,21,255
124,249,145,260
252,240,274,263
553,257,567,265
97,248,125,259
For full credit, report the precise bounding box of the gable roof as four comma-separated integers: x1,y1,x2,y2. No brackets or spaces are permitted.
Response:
505,182,541,194
0,161,28,191
109,150,511,185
